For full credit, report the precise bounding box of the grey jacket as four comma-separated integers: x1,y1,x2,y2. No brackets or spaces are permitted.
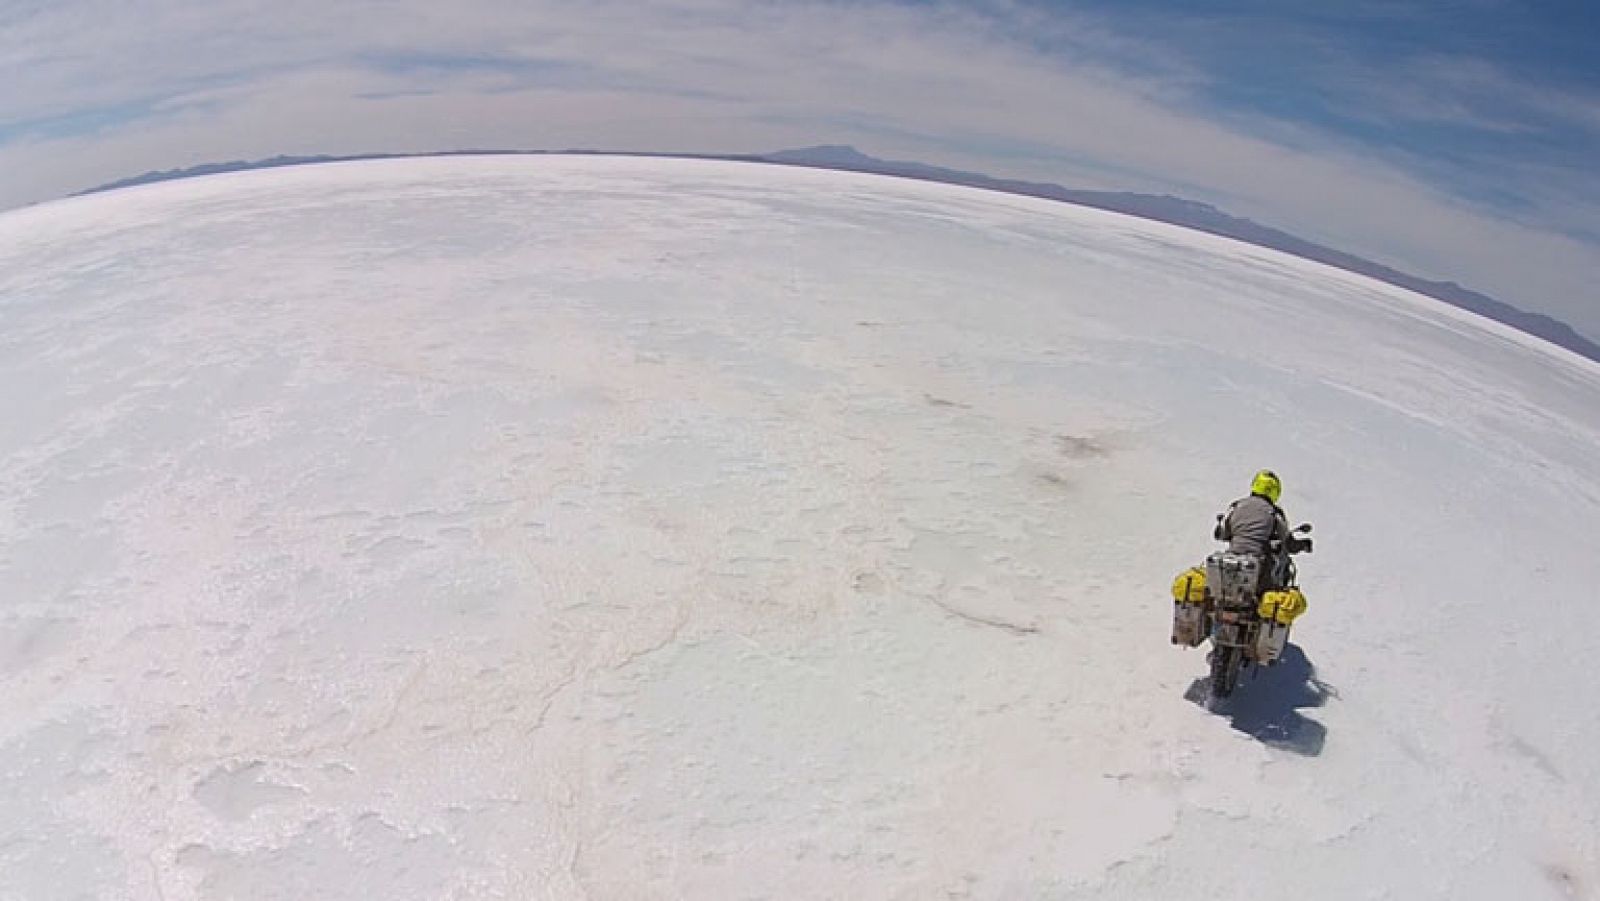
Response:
1214,494,1288,557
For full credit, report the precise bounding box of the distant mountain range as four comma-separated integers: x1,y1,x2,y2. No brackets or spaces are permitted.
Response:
77,145,1600,364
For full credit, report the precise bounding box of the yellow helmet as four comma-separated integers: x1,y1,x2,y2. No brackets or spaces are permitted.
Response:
1251,469,1282,504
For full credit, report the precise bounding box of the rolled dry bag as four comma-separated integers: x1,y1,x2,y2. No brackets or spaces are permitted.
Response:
1171,566,1207,604
1257,588,1308,625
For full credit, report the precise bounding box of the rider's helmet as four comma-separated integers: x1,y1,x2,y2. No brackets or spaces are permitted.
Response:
1251,469,1282,505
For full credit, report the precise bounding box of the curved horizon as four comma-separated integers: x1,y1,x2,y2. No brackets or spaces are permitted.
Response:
2,1,1595,337
39,145,1600,364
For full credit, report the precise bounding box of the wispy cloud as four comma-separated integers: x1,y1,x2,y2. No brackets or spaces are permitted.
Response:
1320,53,1600,143
0,0,1595,336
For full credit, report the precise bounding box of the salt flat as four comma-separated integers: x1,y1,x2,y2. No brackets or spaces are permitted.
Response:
1,155,1596,899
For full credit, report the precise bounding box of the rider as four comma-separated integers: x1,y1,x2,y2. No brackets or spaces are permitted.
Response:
1214,470,1309,591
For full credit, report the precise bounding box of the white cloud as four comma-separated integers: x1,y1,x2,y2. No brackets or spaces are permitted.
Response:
0,0,1595,336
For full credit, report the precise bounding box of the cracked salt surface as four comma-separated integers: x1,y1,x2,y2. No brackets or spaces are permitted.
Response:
1,156,1597,899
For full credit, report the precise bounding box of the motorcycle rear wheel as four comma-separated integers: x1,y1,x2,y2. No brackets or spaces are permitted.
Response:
1209,645,1243,702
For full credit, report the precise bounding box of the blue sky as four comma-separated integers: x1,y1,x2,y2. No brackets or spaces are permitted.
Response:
1053,1,1599,230
0,0,1596,337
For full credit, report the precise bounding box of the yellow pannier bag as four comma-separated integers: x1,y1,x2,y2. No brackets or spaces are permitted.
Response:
1171,566,1207,604
1258,589,1307,625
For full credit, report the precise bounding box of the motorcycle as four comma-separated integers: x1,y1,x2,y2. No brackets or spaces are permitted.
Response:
1172,523,1313,703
